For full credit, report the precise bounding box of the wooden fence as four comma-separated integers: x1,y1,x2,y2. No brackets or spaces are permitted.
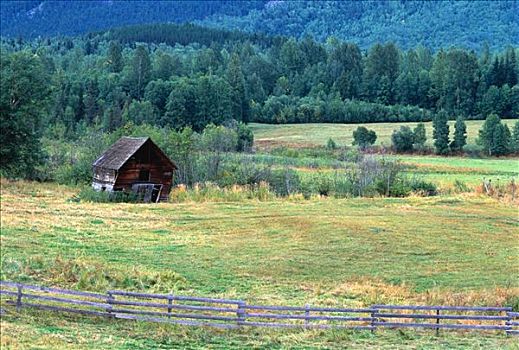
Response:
1,281,517,335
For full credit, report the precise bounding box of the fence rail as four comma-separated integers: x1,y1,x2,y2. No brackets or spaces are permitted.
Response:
1,281,517,335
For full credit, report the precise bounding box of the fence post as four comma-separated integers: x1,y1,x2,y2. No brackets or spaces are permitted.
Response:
436,309,440,336
305,304,310,329
168,295,173,319
370,307,378,334
16,285,22,311
107,291,114,318
505,310,513,336
237,302,245,327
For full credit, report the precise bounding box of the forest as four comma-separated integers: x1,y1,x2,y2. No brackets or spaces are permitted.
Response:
2,1,517,51
1,23,518,184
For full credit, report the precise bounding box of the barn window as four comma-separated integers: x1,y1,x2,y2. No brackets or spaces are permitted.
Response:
139,169,150,182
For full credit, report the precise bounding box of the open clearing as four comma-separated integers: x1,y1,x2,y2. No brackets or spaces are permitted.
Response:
1,180,518,348
251,119,518,149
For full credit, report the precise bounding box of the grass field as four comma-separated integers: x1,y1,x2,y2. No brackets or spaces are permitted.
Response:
1,180,518,348
250,119,518,149
393,155,519,187
249,121,519,188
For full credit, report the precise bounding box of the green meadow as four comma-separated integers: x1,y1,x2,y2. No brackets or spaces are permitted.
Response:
1,180,518,349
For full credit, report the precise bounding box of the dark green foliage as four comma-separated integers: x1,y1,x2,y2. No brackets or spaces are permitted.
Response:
267,168,301,196
3,1,516,51
363,43,400,104
477,114,512,156
76,187,143,203
0,51,50,178
408,178,438,196
235,123,254,152
391,126,415,152
227,53,249,122
432,111,450,155
0,1,266,38
510,120,519,152
491,123,510,156
412,122,427,150
107,41,123,73
126,45,152,99
1,24,516,133
352,127,377,148
450,116,467,152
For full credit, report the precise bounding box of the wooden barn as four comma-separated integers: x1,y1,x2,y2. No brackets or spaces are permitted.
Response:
92,137,176,202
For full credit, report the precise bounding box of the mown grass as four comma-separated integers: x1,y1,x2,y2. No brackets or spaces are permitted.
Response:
392,155,519,187
2,310,518,350
1,179,518,348
250,119,518,149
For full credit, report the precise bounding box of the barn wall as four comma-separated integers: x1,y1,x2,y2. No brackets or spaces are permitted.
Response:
92,167,116,191
113,142,174,201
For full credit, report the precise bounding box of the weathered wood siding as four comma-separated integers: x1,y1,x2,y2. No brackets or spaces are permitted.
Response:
113,142,173,201
92,168,117,191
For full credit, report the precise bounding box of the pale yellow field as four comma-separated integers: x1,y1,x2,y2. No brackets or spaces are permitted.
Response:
251,119,518,148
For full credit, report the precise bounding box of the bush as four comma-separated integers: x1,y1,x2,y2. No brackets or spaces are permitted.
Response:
74,187,142,203
326,138,338,150
267,168,301,196
408,178,438,196
352,126,377,148
454,179,471,193
391,126,415,152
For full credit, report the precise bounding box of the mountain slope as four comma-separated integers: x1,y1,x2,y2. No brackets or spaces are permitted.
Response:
202,0,518,50
1,1,517,50
0,0,265,38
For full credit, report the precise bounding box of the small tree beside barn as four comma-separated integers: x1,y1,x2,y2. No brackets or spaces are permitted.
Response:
92,137,176,202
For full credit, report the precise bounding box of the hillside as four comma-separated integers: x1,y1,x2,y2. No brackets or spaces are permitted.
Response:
1,1,517,50
203,1,519,51
0,0,265,38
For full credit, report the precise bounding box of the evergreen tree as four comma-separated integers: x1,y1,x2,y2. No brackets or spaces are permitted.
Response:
363,43,400,104
412,122,427,150
153,51,179,80
84,77,99,124
107,40,123,73
491,123,510,156
450,116,467,152
510,120,519,153
0,51,50,177
432,110,450,155
128,45,151,98
227,53,249,122
75,85,85,123
391,126,415,152
478,114,502,156
352,126,377,148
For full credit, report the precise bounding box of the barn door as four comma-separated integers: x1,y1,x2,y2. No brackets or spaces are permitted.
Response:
151,185,163,203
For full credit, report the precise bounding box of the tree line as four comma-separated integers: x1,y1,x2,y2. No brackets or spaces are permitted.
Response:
1,24,518,177
352,115,519,156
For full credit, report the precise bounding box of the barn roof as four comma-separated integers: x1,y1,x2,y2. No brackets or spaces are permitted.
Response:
93,137,176,171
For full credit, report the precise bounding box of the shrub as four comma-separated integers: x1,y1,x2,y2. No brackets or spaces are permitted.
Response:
454,179,471,193
413,122,427,150
235,122,254,152
391,126,415,152
267,168,301,196
326,138,338,150
352,126,377,148
408,178,438,196
74,187,142,203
